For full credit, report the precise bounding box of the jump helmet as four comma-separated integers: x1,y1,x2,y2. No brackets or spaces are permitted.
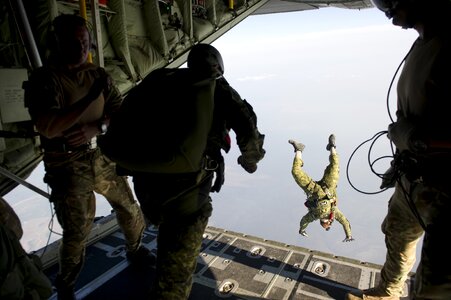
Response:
187,43,224,79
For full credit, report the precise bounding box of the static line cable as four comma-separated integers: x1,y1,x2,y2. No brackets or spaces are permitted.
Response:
346,131,391,195
347,42,416,196
367,131,393,177
386,42,415,123
0,165,50,199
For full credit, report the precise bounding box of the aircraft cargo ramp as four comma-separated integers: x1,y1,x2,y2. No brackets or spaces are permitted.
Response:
40,217,414,300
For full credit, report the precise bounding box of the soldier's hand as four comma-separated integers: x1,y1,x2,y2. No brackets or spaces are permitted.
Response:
299,230,308,237
380,162,397,189
211,160,225,193
64,123,96,147
237,155,257,173
388,118,426,153
342,236,355,242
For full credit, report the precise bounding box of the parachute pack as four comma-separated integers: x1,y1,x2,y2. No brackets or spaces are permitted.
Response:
98,68,216,173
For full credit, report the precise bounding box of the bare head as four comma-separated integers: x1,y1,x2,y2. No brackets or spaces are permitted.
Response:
51,14,92,67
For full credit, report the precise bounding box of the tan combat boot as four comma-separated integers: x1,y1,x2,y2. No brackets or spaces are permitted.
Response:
288,139,305,152
326,134,336,150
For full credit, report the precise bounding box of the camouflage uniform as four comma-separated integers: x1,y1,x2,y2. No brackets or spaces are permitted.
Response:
25,64,146,289
0,197,53,299
133,171,213,299
374,25,451,298
291,152,352,237
377,173,451,297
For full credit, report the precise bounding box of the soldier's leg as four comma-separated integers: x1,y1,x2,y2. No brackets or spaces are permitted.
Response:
413,183,451,299
291,152,313,189
151,177,213,299
153,204,212,299
378,178,423,297
94,153,145,253
321,152,339,190
46,164,96,291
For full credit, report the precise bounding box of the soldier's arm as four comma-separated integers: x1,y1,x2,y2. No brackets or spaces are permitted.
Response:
101,68,123,118
334,208,352,239
218,79,265,165
26,68,106,139
299,211,316,236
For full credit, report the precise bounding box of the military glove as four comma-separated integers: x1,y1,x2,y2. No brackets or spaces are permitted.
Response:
342,236,355,242
380,162,397,189
388,118,427,153
237,155,258,173
211,160,225,193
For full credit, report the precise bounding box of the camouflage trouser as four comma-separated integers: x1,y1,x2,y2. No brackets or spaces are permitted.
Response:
133,170,213,299
291,152,339,200
379,175,451,299
44,148,145,287
152,202,211,299
0,223,53,300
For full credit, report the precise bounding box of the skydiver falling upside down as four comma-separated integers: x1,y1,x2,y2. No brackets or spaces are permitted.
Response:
289,134,354,242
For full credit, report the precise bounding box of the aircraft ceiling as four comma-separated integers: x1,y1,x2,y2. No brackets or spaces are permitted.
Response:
254,0,373,15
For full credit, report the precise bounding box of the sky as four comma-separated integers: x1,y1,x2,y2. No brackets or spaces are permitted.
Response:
5,6,421,270
206,6,420,269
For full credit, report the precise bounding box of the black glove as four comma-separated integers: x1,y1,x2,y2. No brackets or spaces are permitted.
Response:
388,118,426,153
237,155,257,173
211,160,225,193
380,162,397,189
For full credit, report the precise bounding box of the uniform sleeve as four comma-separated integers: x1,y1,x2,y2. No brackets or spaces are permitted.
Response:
334,208,352,238
217,79,265,163
25,67,60,118
98,68,123,117
0,197,23,240
299,211,316,232
24,67,63,135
